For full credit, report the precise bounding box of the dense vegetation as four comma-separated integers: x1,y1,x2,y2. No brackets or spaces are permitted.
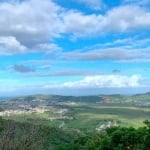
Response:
0,117,150,150
58,120,150,150
0,117,79,150
0,93,150,149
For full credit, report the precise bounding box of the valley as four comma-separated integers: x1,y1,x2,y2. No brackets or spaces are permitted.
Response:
0,93,150,133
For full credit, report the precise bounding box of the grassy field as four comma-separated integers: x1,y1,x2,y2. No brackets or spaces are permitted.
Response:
64,104,150,131
4,102,150,132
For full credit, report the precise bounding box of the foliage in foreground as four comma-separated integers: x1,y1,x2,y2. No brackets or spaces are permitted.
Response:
0,117,150,150
0,117,79,150
58,120,150,150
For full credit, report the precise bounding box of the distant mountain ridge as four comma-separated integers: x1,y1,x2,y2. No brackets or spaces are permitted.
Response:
11,94,103,103
1,92,150,106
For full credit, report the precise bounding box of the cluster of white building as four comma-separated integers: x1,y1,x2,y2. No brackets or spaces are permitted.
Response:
0,107,49,117
96,120,118,131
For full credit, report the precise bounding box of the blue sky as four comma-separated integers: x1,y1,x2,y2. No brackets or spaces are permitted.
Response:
1,0,150,96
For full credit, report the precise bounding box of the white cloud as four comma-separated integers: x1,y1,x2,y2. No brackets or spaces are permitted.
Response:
63,11,103,37
0,74,149,96
0,0,150,55
44,75,141,89
0,36,27,55
63,5,150,38
0,0,63,54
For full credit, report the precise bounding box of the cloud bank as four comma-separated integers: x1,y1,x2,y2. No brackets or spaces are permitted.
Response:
44,75,141,89
0,0,150,55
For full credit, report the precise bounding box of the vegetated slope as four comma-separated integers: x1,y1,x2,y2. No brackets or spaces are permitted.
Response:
9,92,150,104
58,120,150,150
0,118,150,150
11,94,103,103
0,117,79,150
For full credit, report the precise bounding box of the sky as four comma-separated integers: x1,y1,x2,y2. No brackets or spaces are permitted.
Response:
1,0,150,96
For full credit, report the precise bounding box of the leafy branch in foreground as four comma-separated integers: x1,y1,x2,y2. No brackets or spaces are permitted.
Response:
0,118,150,150
58,120,150,150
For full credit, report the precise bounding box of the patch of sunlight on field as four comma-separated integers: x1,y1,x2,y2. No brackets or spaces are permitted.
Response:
65,102,87,107
77,113,118,119
76,112,147,128
118,118,145,128
90,105,150,111
143,108,150,112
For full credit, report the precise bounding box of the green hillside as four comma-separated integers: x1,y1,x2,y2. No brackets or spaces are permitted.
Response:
0,93,150,149
0,117,79,150
0,118,150,150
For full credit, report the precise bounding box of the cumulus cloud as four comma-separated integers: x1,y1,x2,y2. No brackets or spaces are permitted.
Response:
1,75,150,96
44,75,141,89
0,36,27,55
0,0,150,55
63,5,150,38
0,0,63,54
63,11,103,37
